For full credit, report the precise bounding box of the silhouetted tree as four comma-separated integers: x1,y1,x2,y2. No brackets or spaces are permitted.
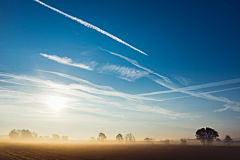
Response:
52,134,60,140
224,135,233,146
124,133,135,142
195,127,219,146
9,129,19,140
97,132,107,141
116,134,123,142
215,138,221,142
90,137,96,141
62,136,69,141
180,138,187,145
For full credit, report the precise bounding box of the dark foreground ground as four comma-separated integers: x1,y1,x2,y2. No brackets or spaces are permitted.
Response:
0,141,239,160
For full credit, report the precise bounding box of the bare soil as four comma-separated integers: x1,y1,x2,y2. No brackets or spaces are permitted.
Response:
0,140,239,160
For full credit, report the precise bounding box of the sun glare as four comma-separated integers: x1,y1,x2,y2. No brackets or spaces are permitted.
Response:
47,96,66,111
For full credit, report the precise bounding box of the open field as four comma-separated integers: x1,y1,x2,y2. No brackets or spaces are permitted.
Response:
0,140,240,160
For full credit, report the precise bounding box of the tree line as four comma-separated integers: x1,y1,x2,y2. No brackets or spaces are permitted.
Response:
8,129,68,141
8,127,234,146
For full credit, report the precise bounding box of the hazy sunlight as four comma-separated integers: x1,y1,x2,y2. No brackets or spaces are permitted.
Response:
47,96,66,111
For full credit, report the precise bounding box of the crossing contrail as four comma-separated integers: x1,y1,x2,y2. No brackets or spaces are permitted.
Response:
34,0,147,56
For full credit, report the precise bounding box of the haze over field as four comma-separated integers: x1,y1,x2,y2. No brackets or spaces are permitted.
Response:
0,0,240,141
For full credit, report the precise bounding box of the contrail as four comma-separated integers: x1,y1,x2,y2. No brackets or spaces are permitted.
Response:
139,78,240,96
159,86,240,102
100,48,240,112
34,0,147,56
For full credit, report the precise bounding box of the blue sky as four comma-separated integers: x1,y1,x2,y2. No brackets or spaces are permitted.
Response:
0,0,240,140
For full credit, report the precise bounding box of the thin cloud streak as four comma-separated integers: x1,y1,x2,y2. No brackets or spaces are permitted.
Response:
153,78,240,113
100,48,171,83
40,53,97,70
0,72,104,100
36,70,166,102
159,86,240,102
98,64,149,81
100,48,240,112
0,71,198,119
139,78,240,96
173,76,192,86
36,70,115,90
0,72,167,102
34,0,147,55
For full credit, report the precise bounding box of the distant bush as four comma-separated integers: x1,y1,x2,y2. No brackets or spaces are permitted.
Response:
163,139,170,145
180,138,187,145
144,137,155,142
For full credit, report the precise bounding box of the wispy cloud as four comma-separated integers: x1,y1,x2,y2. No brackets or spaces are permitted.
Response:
40,53,97,70
153,78,240,113
100,48,171,83
126,105,200,119
237,116,240,118
36,70,166,102
100,48,240,113
0,64,4,66
98,64,149,81
34,0,146,55
37,70,114,90
0,71,198,119
173,76,192,86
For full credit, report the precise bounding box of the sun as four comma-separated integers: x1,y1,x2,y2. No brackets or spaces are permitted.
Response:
47,96,66,111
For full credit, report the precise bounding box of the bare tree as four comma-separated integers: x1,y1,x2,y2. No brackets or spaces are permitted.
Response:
52,134,60,141
97,133,107,141
116,133,123,142
124,133,135,142
224,135,233,146
196,127,219,146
